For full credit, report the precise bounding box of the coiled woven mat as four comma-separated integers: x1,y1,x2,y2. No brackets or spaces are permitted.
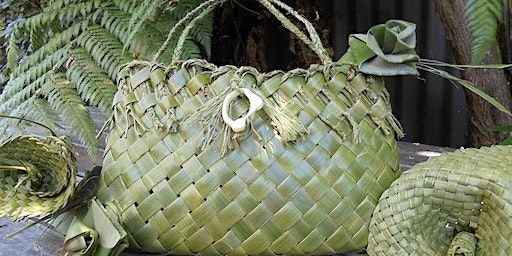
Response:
0,135,76,220
367,145,512,256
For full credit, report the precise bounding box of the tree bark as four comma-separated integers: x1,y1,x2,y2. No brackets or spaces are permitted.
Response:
434,0,512,147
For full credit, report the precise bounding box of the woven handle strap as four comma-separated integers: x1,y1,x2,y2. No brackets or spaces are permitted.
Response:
258,0,332,65
153,0,223,62
153,0,332,66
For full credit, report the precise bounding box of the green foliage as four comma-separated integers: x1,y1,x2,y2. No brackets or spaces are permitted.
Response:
493,124,512,145
466,0,512,144
1,1,48,69
124,0,165,52
465,0,506,63
165,0,216,59
66,47,117,114
0,0,213,155
5,35,19,74
43,73,98,156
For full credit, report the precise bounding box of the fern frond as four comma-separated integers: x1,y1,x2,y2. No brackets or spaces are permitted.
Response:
13,21,89,77
29,25,48,52
77,26,134,79
98,6,167,60
23,97,62,129
465,0,506,63
0,0,213,157
6,34,20,73
66,48,116,114
98,6,131,43
112,0,139,13
190,11,214,59
151,0,214,61
179,40,203,60
17,0,102,31
0,71,49,113
125,0,165,52
43,0,85,11
0,50,68,111
0,96,61,138
42,73,98,156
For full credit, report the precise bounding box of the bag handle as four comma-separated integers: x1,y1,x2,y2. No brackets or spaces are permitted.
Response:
258,0,332,65
153,0,333,66
153,0,223,63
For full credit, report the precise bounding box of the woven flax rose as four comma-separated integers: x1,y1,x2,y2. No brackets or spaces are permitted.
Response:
349,20,419,76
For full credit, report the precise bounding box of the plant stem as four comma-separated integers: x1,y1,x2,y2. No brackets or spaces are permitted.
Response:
0,114,56,136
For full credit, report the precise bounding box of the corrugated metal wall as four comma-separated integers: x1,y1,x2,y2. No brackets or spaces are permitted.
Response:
329,0,470,147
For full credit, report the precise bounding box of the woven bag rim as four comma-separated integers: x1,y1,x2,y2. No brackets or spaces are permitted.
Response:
119,56,356,85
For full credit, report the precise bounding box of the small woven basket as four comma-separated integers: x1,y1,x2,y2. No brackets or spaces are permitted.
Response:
367,145,512,256
69,0,405,255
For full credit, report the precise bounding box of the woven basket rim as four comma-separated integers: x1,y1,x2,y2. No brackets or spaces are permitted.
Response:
108,54,404,146
120,55,355,80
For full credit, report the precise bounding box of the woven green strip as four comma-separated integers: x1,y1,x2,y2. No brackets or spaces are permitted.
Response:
447,232,477,256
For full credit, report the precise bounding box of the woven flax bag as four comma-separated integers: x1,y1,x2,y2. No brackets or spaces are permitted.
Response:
89,0,405,254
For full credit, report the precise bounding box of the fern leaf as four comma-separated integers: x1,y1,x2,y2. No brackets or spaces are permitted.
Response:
0,72,48,113
150,0,213,61
190,10,214,59
98,6,131,41
112,0,139,13
174,0,213,58
465,0,506,63
13,21,89,77
0,0,214,158
42,73,98,156
179,39,203,60
6,34,20,73
29,25,48,52
43,0,85,11
0,96,61,137
17,0,102,31
77,26,133,79
0,50,67,110
24,98,62,129
66,47,116,114
125,0,165,52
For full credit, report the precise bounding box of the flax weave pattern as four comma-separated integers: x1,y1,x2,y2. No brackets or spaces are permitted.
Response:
0,135,76,220
97,52,403,254
367,145,512,256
